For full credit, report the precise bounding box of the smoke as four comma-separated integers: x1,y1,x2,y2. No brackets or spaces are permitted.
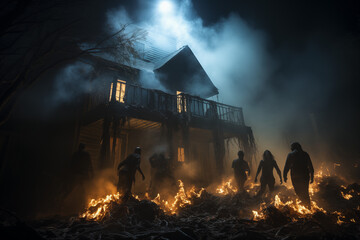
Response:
86,169,119,200
104,0,353,171
104,1,281,166
139,70,168,92
51,62,94,105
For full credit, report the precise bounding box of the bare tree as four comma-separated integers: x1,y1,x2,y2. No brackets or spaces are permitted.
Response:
0,0,145,125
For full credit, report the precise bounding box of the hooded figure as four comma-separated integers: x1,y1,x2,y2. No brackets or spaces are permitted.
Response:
255,150,282,195
283,142,314,208
117,147,145,200
232,150,250,192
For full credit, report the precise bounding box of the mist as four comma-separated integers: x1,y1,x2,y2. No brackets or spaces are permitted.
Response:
102,0,347,172
43,0,356,175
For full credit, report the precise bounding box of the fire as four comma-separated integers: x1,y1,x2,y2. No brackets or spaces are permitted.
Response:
274,194,326,215
151,180,204,214
81,180,205,219
251,164,357,224
81,163,358,225
333,211,345,224
252,194,326,221
252,210,264,220
216,179,238,195
80,192,122,221
252,202,266,220
341,191,353,200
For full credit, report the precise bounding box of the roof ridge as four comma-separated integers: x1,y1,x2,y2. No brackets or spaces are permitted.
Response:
153,45,187,70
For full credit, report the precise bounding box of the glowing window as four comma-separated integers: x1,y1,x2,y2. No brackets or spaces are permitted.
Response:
109,80,126,103
109,83,113,101
177,91,187,113
178,147,185,162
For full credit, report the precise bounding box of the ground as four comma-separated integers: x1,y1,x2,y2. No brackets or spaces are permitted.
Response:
2,176,360,240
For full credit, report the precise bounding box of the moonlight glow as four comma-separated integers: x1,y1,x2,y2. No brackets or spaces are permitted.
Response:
158,0,174,14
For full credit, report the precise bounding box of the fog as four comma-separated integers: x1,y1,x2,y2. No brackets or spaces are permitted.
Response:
101,0,344,171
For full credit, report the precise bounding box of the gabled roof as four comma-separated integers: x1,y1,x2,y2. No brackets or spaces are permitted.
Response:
153,46,218,98
81,45,219,98
153,46,186,69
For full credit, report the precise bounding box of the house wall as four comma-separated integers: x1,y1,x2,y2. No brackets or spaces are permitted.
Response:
187,129,218,186
99,123,220,193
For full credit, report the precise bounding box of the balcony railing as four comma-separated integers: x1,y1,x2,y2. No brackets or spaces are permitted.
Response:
87,81,245,126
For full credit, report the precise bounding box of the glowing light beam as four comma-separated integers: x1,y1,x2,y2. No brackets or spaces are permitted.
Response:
158,0,174,14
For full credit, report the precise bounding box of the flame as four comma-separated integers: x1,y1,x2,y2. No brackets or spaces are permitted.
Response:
252,194,327,221
81,163,358,225
252,210,264,220
152,180,204,214
251,165,355,224
216,179,238,195
80,192,122,221
252,202,267,220
81,180,205,220
341,192,353,200
333,211,345,224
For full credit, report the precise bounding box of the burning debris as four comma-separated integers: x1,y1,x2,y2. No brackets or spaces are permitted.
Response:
81,180,205,220
3,165,359,239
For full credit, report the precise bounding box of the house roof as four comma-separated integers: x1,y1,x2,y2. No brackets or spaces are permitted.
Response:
153,45,218,98
81,45,219,98
153,46,186,69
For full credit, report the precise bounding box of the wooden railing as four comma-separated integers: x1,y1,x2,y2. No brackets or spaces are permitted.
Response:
87,81,245,126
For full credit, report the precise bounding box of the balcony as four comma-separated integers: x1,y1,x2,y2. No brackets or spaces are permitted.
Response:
85,80,245,128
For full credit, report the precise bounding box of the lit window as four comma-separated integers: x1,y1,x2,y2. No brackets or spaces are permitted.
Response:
177,91,187,113
109,80,126,103
109,83,114,101
178,147,185,162
116,80,126,103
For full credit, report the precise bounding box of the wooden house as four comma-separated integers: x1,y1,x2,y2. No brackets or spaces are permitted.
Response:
77,45,256,186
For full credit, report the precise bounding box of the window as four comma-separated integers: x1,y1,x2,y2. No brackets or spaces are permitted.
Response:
109,83,113,102
178,147,185,162
109,79,126,103
177,91,187,113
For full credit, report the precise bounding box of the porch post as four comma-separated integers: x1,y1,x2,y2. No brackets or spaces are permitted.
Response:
111,116,120,167
99,113,111,169
210,102,225,177
110,77,117,103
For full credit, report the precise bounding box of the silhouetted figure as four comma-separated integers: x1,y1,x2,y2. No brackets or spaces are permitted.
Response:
283,142,314,208
148,153,159,196
255,150,282,195
117,147,145,200
148,152,175,198
69,143,93,209
72,143,94,183
232,151,250,192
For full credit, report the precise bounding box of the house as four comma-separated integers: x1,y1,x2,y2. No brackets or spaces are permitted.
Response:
0,38,256,216
77,44,256,186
